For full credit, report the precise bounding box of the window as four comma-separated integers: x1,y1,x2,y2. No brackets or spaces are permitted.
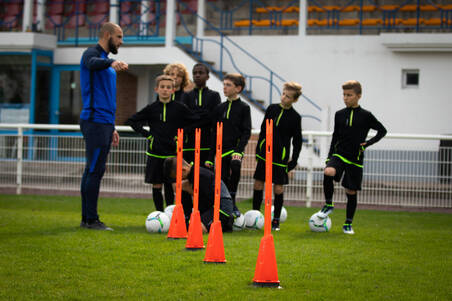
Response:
402,69,419,88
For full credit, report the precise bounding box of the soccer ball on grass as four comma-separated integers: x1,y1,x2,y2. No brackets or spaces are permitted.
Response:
308,213,332,232
146,211,170,233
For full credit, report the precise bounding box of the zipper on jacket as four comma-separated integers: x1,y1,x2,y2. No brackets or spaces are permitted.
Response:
226,101,232,119
349,109,354,127
198,88,203,106
276,108,284,127
163,103,166,122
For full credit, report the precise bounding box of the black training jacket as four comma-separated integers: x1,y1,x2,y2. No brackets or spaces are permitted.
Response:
187,166,233,216
255,104,302,167
126,100,199,157
208,98,252,162
180,87,221,150
328,106,387,166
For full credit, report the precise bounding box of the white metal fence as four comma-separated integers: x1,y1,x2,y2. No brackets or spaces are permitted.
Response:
1,124,451,209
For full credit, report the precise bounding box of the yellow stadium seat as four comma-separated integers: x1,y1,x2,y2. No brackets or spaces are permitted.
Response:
361,18,383,26
284,6,299,13
307,19,318,26
420,5,438,11
440,5,452,10
234,20,251,27
379,5,399,11
341,5,360,12
383,18,402,26
323,6,340,11
316,19,336,26
423,18,442,25
280,19,299,26
400,18,423,26
338,19,360,26
362,5,377,12
256,7,269,13
399,5,417,12
252,19,272,26
308,6,324,12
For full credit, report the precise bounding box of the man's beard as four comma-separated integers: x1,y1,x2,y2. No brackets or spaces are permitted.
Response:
108,38,118,54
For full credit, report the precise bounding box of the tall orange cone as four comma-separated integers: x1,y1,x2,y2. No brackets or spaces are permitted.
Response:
253,119,280,287
204,122,226,263
167,128,188,239
186,128,205,250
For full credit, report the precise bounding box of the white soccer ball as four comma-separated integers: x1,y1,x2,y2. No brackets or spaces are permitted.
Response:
271,205,288,223
146,211,170,233
164,205,176,220
244,210,265,230
233,214,245,231
308,213,332,232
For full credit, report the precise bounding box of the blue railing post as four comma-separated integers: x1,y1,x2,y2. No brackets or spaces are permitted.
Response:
359,0,363,35
248,0,253,35
416,0,420,32
269,70,273,105
219,34,224,79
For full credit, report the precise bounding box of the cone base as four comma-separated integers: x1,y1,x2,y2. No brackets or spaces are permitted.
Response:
253,281,281,288
203,220,226,263
204,261,226,264
167,237,186,240
186,247,205,251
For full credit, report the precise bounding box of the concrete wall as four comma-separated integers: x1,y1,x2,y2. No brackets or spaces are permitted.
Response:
200,33,452,137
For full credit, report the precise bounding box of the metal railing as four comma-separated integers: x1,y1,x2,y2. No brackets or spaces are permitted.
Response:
176,0,322,117
1,123,451,209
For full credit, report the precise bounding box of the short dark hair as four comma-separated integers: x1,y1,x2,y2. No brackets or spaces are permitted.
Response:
193,63,210,75
224,73,246,93
163,157,177,180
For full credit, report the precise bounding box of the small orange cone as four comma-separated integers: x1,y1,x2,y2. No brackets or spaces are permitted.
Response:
186,128,204,249
203,220,226,263
167,204,188,239
168,128,187,239
253,119,280,287
204,123,226,263
186,210,204,249
253,234,280,287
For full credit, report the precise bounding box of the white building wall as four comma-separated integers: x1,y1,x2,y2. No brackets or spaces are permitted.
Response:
200,33,452,136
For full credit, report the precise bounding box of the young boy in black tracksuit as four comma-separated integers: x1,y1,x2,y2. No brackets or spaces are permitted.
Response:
180,63,221,165
317,80,387,234
126,75,199,212
160,63,192,206
206,73,251,218
163,157,234,233
252,82,303,231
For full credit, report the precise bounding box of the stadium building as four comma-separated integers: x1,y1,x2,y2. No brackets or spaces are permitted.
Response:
1,0,452,207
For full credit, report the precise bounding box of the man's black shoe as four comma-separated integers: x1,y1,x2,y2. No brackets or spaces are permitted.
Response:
85,220,113,231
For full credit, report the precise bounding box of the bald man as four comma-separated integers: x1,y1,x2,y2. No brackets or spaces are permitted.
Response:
79,22,128,231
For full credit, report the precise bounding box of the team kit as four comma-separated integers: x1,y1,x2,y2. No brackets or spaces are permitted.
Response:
79,23,387,236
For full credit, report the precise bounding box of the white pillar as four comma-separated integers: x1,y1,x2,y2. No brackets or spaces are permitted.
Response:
320,106,330,161
110,0,119,24
22,0,33,32
140,0,150,36
165,0,176,48
36,0,45,32
196,0,205,38
298,0,306,36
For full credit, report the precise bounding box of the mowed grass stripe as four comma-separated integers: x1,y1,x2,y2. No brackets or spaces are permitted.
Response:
0,194,451,300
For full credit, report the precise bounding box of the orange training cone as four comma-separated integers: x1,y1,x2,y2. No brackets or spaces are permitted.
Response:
204,122,226,263
186,128,205,249
168,128,188,239
253,119,280,287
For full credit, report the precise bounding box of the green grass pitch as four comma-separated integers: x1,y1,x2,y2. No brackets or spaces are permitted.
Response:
1,194,451,300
